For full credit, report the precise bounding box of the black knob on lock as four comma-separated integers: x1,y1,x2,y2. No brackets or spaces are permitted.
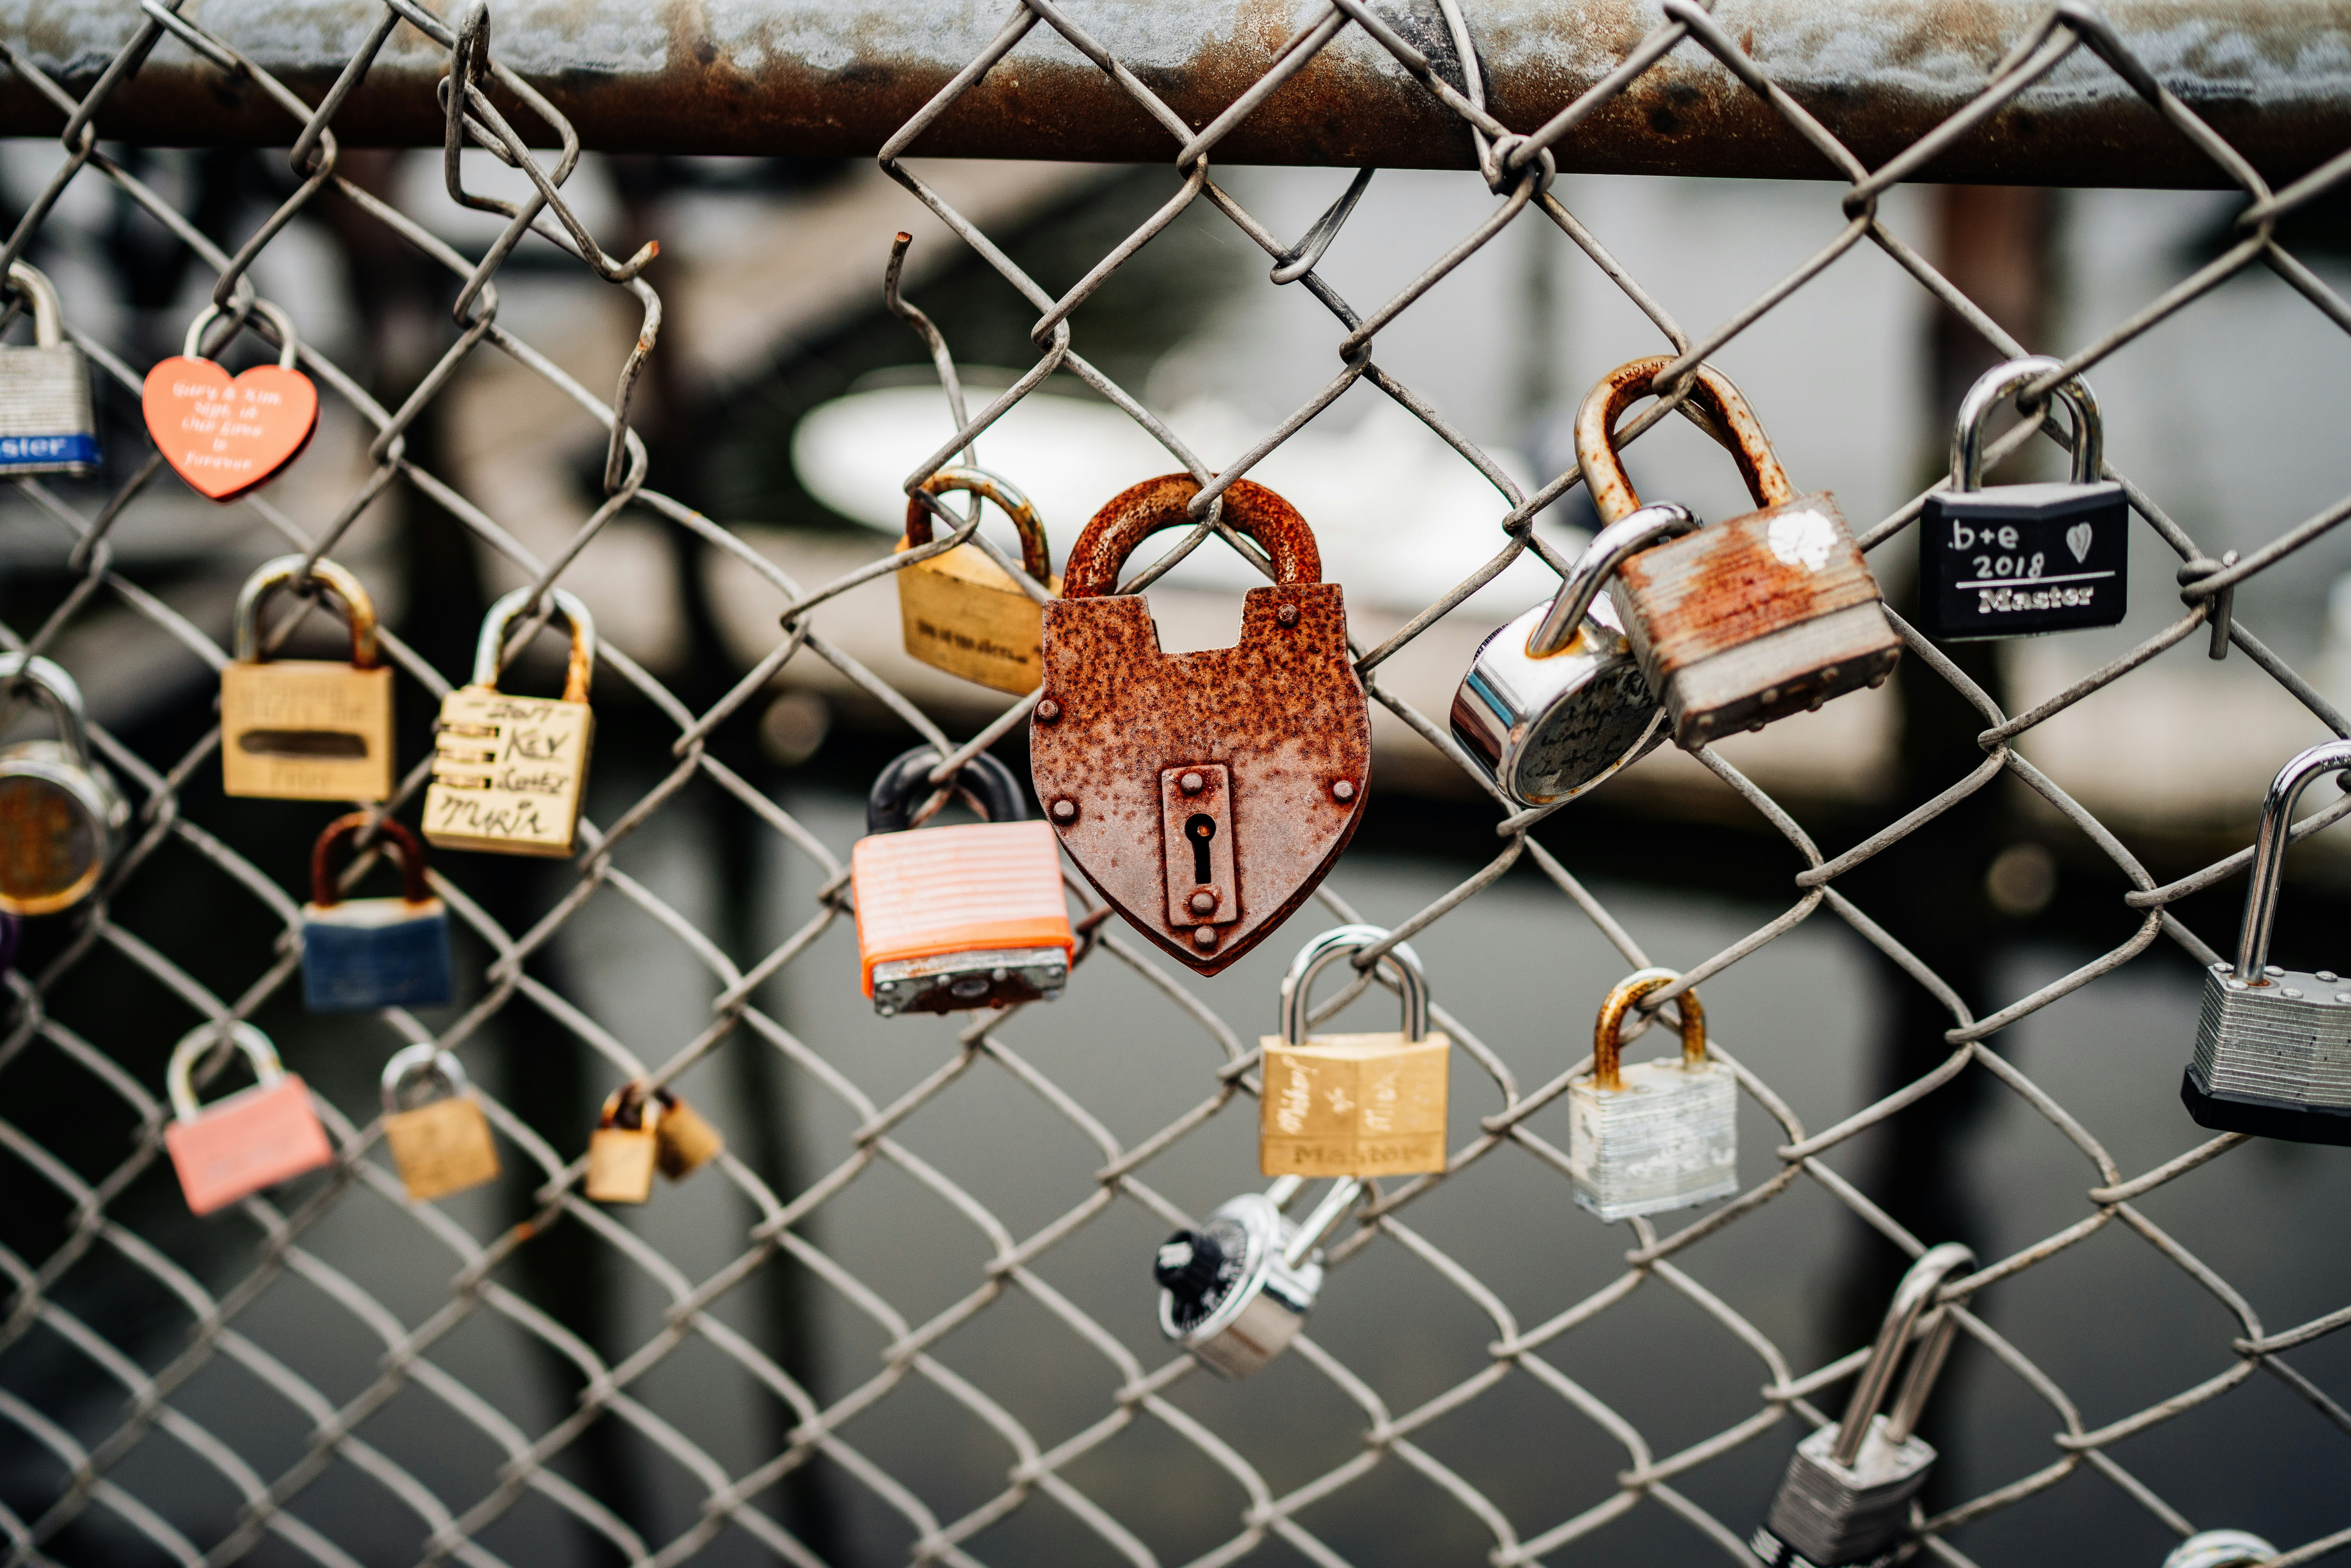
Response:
1154,1229,1226,1306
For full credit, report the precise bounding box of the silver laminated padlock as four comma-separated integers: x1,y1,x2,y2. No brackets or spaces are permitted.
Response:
1153,1174,1365,1379
0,261,97,476
0,653,129,916
2184,739,2351,1145
1754,1242,1975,1568
2162,1531,2276,1568
1567,967,1736,1221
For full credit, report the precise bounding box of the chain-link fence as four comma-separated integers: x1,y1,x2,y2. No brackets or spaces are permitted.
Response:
4,1,2351,1565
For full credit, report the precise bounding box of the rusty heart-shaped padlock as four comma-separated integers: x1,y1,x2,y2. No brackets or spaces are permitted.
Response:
1030,474,1369,975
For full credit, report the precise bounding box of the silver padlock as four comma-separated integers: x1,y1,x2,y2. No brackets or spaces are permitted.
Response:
1567,967,1737,1221
1754,1242,1975,1568
2184,739,2351,1145
0,653,129,916
1153,1174,1365,1379
2162,1532,2276,1568
0,261,97,476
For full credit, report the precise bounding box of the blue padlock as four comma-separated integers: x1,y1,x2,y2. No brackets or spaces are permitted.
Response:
300,813,454,1012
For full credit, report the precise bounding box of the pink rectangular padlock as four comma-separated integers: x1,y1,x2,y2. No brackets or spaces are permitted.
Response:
162,1021,334,1216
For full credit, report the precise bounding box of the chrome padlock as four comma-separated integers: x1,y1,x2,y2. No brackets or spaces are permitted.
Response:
1919,356,2126,640
221,556,395,802
852,744,1072,1016
163,1020,335,1217
1754,1242,1975,1568
1579,357,1900,746
2184,739,2351,1144
380,1043,500,1203
424,587,596,857
300,813,453,1013
1259,924,1449,1178
0,261,97,475
652,1087,724,1180
1154,1174,1365,1379
2163,1532,2277,1568
0,652,128,916
897,467,1060,695
1567,968,1736,1221
585,1083,659,1204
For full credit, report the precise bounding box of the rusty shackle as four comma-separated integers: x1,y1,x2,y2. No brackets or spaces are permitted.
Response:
231,555,380,668
310,812,430,908
902,466,1054,586
1592,967,1706,1092
1058,474,1321,599
1573,356,1794,525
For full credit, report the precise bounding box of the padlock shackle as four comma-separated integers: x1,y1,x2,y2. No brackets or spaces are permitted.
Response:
1278,924,1430,1047
381,1042,469,1116
231,555,380,667
1058,474,1321,600
864,744,1028,834
1526,503,1702,658
1279,1175,1365,1270
167,1019,286,1123
2233,739,2351,979
311,812,430,908
902,466,1053,586
182,298,302,370
1829,1240,1975,1468
1572,356,1794,526
472,586,596,704
0,652,94,769
599,1080,662,1133
1591,968,1705,1091
3,261,64,348
2162,1531,2280,1568
1951,355,2102,492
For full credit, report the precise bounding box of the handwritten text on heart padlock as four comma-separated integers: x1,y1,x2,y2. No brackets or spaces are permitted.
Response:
142,302,318,502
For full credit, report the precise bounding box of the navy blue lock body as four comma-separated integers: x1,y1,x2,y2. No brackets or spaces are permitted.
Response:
301,896,454,1011
1918,480,2127,640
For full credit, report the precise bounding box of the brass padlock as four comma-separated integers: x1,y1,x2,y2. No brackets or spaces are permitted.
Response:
220,556,395,802
380,1043,500,1203
1260,924,1449,1178
585,1082,659,1204
424,587,596,857
1577,357,1901,746
0,260,98,476
651,1087,724,1179
0,652,129,916
896,467,1059,694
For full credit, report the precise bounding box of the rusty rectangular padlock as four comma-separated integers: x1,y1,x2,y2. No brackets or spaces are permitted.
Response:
1030,475,1371,974
301,814,453,1012
424,587,596,857
220,556,395,802
585,1084,658,1204
653,1088,724,1180
163,1021,334,1216
380,1044,499,1202
896,468,1060,695
1567,969,1737,1221
1575,358,1901,748
1260,926,1448,1178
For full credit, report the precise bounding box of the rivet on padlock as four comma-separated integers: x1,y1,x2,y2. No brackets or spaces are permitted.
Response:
380,1043,500,1203
896,466,1060,694
221,556,395,803
585,1082,660,1205
652,1087,724,1181
301,814,453,1013
1568,968,1737,1221
162,1020,336,1216
142,300,320,502
424,587,597,857
1259,925,1449,1178
852,744,1072,1016
1918,356,2126,641
0,261,98,475
1753,1242,1975,1568
1154,1173,1365,1379
2162,1532,2277,1568
0,653,129,916
1575,357,1902,747
2183,739,2351,1145
1031,474,1371,974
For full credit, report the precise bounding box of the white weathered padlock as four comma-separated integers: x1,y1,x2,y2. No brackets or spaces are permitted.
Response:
1567,967,1737,1221
0,261,96,475
0,652,129,916
1153,1174,1364,1378
380,1043,499,1202
163,1021,335,1216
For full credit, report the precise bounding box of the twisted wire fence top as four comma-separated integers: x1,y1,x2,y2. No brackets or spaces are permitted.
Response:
2,2,2349,1566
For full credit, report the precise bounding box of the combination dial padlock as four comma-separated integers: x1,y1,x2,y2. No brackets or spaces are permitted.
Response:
1754,1242,1975,1568
896,467,1059,694
1259,924,1449,1178
1576,357,1901,747
2184,739,2351,1144
1568,967,1737,1221
2162,1532,2277,1568
300,813,453,1013
1153,1174,1366,1379
0,652,129,916
425,587,597,857
0,260,98,475
221,555,395,802
163,1020,335,1216
851,745,1072,1016
380,1044,500,1203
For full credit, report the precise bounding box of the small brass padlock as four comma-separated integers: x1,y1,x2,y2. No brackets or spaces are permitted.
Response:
301,813,454,1012
1259,925,1449,1178
1153,1174,1365,1379
162,1020,335,1216
652,1088,725,1180
585,1083,659,1204
896,467,1059,694
0,261,97,475
1568,968,1737,1221
221,556,395,802
0,653,129,916
380,1043,500,1203
424,587,596,857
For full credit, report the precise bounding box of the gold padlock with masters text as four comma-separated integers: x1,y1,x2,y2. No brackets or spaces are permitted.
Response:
895,467,1058,695
424,587,595,857
1260,924,1449,1178
220,556,394,802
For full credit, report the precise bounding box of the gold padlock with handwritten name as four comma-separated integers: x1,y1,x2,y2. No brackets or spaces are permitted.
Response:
220,556,394,802
1259,925,1449,1179
423,587,595,857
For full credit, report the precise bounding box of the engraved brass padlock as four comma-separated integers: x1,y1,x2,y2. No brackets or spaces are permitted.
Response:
1031,474,1371,974
424,587,596,857
1260,924,1448,1178
1567,968,1737,1221
585,1083,659,1204
896,467,1059,694
0,652,129,916
0,261,97,475
652,1088,725,1180
301,813,453,1013
1577,357,1901,746
221,555,395,802
163,1020,335,1216
380,1043,500,1202
1153,1174,1365,1379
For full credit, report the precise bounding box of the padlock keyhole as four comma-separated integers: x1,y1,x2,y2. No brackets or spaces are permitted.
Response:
1186,813,1216,884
